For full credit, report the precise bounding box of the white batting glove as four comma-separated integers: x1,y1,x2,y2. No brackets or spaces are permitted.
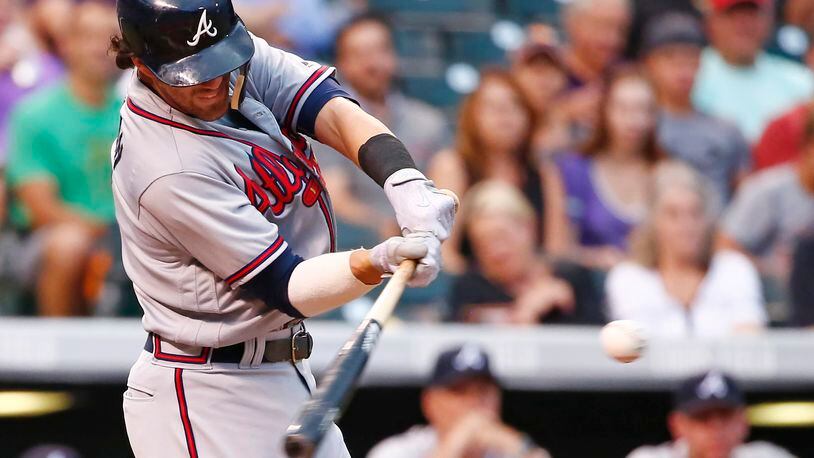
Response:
369,233,442,287
383,169,456,241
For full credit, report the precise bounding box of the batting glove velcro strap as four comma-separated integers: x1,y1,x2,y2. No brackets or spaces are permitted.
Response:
384,168,456,241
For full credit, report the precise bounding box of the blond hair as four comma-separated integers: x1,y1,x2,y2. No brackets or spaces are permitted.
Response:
462,180,535,231
628,161,715,269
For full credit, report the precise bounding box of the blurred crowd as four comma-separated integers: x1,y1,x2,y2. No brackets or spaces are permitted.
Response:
3,0,814,337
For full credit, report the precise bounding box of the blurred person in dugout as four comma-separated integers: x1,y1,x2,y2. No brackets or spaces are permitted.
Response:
628,370,795,458
367,345,551,458
448,181,604,325
312,13,449,249
429,70,548,273
556,0,632,142
545,66,662,271
606,162,767,338
693,0,814,143
754,29,814,171
641,12,750,205
719,107,814,311
2,0,121,316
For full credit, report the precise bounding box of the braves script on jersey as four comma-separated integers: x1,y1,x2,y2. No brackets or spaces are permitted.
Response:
113,34,336,348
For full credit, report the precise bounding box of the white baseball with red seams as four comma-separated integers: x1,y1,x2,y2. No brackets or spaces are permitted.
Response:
600,320,647,364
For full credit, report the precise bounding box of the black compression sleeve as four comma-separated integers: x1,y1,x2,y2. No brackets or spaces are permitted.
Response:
358,133,417,187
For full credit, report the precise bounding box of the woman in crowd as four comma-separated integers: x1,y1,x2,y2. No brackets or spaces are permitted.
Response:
545,66,662,269
429,69,547,272
606,162,767,337
511,40,572,159
449,181,604,325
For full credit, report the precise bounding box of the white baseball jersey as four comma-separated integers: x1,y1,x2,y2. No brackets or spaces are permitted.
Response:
112,34,338,348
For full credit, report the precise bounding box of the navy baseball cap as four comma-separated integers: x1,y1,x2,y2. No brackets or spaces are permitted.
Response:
429,345,498,388
674,370,745,416
20,444,82,458
641,13,706,56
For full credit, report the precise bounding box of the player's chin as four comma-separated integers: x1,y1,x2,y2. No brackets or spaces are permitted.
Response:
195,95,230,121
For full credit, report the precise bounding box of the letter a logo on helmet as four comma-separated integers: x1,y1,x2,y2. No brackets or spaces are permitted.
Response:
117,0,255,87
187,9,218,46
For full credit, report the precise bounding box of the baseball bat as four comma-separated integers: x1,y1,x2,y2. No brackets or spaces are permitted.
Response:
284,259,416,458
284,190,459,458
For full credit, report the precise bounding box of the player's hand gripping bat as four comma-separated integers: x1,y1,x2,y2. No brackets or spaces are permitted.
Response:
284,190,459,458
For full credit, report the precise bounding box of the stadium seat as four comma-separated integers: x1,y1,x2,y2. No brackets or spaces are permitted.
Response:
369,0,494,13
447,31,506,66
503,0,562,22
400,76,461,109
393,28,443,58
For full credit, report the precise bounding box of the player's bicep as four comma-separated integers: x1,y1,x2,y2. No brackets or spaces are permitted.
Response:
140,172,288,287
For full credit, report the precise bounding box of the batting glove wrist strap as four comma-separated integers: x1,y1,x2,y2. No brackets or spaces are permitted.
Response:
384,169,456,241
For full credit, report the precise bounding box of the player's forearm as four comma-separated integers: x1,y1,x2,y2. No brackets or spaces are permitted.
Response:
313,97,392,165
286,250,381,317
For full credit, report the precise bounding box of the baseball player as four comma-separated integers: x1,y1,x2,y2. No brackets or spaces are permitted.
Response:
110,0,456,457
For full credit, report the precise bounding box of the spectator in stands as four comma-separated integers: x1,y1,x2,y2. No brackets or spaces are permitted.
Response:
558,0,632,142
368,345,550,458
628,370,795,458
752,40,814,171
3,0,120,316
313,13,449,249
625,0,701,57
693,0,814,142
511,42,572,159
449,181,603,325
234,0,354,58
429,70,544,273
607,162,766,337
642,13,749,205
642,13,750,204
333,14,448,169
545,66,661,270
720,107,814,286
0,0,65,165
561,0,632,89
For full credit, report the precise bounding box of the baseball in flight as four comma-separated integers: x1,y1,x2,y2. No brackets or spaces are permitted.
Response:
600,320,646,364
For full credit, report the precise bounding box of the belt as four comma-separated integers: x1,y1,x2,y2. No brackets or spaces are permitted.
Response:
144,328,313,364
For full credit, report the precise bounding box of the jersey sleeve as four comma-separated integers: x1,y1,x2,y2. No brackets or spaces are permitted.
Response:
139,172,292,288
248,33,340,136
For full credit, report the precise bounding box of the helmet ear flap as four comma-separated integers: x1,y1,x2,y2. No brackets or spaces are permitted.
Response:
230,62,250,110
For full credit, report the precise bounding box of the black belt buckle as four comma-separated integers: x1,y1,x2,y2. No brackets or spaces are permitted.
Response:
291,326,313,363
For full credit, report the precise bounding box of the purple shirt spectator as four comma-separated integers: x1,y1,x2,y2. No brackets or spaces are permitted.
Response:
556,152,635,249
0,52,63,163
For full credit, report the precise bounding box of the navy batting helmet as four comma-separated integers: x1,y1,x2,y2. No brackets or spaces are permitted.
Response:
117,0,254,87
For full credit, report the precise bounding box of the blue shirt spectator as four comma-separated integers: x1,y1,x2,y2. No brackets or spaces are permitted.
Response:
692,0,814,142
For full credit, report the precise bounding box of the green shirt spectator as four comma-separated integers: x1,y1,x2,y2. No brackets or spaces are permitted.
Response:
6,82,120,230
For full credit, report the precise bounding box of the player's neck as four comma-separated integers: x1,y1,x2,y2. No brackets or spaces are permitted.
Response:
67,73,108,108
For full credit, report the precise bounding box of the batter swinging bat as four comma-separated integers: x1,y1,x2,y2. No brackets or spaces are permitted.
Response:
284,189,459,458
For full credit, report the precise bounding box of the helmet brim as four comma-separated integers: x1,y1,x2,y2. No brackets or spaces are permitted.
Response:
142,20,255,87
